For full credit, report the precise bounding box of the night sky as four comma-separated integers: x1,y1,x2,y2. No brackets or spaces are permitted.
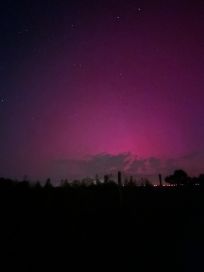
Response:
1,0,204,183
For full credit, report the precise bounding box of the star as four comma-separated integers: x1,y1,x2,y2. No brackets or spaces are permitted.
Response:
113,15,121,22
17,28,30,35
119,72,125,79
1,98,7,104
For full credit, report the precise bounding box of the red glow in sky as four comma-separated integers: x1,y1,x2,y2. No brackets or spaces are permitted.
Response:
1,0,204,182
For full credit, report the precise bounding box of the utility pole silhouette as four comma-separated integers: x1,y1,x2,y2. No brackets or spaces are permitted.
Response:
159,174,163,187
118,171,122,186
117,171,123,210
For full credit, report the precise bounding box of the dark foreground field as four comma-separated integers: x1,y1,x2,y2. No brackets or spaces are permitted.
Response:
0,183,204,271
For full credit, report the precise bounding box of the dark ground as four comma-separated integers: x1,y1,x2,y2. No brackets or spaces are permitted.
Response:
0,183,203,271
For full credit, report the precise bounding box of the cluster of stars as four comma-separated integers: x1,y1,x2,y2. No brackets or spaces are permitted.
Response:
113,7,142,22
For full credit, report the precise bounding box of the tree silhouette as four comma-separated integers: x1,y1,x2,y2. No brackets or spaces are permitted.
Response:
44,178,52,189
165,169,188,186
104,174,109,183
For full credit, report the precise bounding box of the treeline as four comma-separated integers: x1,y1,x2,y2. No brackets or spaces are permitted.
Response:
0,169,204,189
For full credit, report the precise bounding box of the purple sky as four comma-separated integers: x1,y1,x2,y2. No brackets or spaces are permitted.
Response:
0,0,204,183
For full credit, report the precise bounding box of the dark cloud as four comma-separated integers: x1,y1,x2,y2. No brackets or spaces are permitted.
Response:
51,151,204,183
53,153,131,180
127,157,147,174
52,153,163,182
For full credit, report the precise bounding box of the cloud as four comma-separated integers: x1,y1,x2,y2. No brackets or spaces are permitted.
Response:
53,153,132,180
52,153,164,181
50,151,204,183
